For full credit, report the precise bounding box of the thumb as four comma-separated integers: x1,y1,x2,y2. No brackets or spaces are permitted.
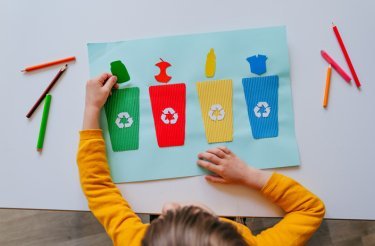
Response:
103,76,118,91
205,175,227,184
96,73,111,84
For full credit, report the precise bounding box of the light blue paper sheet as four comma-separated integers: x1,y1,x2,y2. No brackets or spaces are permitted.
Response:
87,26,300,183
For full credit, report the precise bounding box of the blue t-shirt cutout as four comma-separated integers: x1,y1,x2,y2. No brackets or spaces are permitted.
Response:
242,75,279,139
246,54,268,75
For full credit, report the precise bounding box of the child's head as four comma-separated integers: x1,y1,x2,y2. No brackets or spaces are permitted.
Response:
142,205,247,246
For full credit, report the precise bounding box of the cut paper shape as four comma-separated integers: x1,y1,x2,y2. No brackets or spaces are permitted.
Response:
205,48,216,78
242,75,279,139
110,60,130,83
196,79,233,143
104,87,140,151
246,54,268,75
254,102,271,118
161,107,178,124
149,83,186,147
208,104,225,121
155,58,172,83
115,112,133,128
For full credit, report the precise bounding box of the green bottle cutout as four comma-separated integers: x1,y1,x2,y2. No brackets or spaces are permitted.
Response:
110,60,130,83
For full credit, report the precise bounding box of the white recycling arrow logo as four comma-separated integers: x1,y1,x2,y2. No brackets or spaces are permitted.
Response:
161,107,178,124
253,102,271,118
208,104,225,121
115,112,133,128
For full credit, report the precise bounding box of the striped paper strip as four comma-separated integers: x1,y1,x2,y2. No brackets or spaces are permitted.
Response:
242,75,279,139
104,87,140,151
149,83,186,148
196,79,233,143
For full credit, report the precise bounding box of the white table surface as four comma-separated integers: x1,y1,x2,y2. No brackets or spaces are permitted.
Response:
1,0,374,220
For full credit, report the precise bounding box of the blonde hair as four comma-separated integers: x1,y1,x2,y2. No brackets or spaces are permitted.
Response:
142,206,247,246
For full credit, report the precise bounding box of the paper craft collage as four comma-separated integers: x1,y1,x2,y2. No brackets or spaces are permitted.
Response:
87,26,300,183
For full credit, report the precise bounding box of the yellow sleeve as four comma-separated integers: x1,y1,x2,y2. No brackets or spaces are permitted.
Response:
76,129,148,246
252,173,325,246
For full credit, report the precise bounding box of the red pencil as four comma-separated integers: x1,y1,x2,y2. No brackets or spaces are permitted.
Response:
332,23,361,88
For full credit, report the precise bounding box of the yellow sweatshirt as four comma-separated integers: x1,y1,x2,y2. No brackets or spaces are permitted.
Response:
77,130,325,246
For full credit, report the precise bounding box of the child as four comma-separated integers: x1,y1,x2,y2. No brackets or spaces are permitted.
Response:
77,73,325,246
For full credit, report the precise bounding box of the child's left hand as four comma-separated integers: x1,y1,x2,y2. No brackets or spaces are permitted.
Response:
82,73,118,130
85,73,118,112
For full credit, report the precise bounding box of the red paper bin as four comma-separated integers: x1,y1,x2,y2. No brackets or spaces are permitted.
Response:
149,83,186,147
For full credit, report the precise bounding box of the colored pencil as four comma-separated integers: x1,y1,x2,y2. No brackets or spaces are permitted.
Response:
37,94,52,152
21,56,75,72
323,65,332,108
321,50,351,83
26,64,67,118
332,23,361,88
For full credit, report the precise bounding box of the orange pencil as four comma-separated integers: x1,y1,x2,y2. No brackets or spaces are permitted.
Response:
21,56,75,72
323,65,332,108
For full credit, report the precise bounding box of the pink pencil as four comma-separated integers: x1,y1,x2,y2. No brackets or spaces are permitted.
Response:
321,50,351,83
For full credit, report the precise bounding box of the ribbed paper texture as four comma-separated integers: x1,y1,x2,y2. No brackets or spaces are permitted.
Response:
104,87,140,151
196,79,233,143
149,83,186,147
242,75,279,139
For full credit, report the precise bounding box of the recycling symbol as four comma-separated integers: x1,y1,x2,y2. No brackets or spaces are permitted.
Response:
254,102,271,118
115,112,133,128
208,104,225,121
161,107,178,124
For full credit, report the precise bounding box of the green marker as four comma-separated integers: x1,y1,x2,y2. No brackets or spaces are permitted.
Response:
37,94,52,152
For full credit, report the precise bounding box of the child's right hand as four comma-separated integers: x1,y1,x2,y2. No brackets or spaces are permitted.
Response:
197,147,272,190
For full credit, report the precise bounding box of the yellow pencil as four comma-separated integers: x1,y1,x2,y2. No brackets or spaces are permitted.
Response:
323,65,332,108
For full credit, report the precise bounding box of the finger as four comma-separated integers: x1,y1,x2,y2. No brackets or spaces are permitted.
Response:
205,175,228,184
217,146,232,155
113,83,119,89
197,160,222,174
198,152,222,165
96,73,111,85
103,76,118,91
206,148,226,159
